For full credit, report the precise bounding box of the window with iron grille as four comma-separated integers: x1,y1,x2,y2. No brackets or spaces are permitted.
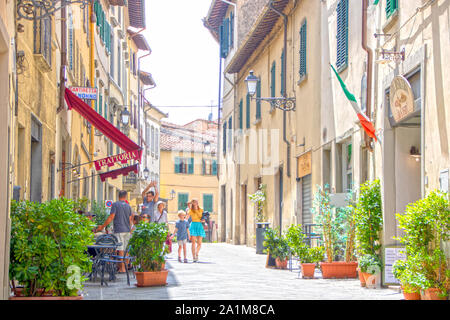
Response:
299,20,307,80
336,0,349,72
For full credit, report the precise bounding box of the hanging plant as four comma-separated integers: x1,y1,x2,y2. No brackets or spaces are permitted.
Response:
248,184,267,223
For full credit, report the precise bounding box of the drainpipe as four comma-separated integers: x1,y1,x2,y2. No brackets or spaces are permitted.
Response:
57,0,67,114
269,1,291,178
137,51,151,147
89,1,95,168
362,0,373,152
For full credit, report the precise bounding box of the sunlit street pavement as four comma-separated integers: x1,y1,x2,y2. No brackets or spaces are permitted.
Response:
83,243,402,300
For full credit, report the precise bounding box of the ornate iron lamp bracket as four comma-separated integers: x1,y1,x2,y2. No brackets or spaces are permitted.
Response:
251,97,296,112
17,0,91,20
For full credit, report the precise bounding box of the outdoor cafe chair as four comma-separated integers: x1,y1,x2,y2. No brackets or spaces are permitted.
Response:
99,244,135,286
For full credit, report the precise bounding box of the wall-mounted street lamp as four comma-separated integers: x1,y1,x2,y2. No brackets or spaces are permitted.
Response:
170,189,176,201
121,107,130,127
204,141,211,154
245,71,296,111
376,48,405,65
410,146,421,162
17,0,91,20
143,167,150,180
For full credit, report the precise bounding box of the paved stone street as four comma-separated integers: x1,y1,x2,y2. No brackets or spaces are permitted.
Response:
83,243,402,300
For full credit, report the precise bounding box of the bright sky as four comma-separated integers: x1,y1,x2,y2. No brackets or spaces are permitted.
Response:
141,0,220,125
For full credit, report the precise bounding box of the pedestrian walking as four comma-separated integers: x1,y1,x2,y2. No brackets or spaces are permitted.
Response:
141,181,159,222
95,190,133,273
187,199,206,262
172,210,190,263
155,201,172,253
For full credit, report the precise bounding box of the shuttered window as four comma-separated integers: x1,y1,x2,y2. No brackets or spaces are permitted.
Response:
239,99,243,129
256,80,261,120
99,94,102,115
246,94,250,129
228,116,232,150
104,101,107,119
220,18,230,58
280,51,285,96
178,193,189,211
336,0,349,72
68,12,73,70
230,11,234,48
299,20,307,79
203,194,213,213
223,122,227,155
175,157,194,174
270,61,276,97
386,0,398,19
212,160,217,175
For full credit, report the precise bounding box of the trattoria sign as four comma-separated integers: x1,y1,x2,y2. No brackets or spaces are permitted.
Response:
390,76,415,123
69,86,98,100
94,149,142,171
297,151,312,178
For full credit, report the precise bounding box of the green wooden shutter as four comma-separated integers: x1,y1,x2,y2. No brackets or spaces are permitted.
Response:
223,122,227,155
239,99,243,129
178,193,188,211
202,159,206,175
188,158,194,174
280,51,285,96
174,157,180,173
386,0,398,19
271,61,276,97
299,20,307,78
99,94,102,115
256,80,261,120
203,194,213,213
104,101,107,119
220,19,229,58
230,11,234,48
212,160,217,175
228,116,232,150
336,0,349,72
246,94,250,129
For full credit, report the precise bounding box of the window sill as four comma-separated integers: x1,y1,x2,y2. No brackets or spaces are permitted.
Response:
383,9,399,33
297,73,307,86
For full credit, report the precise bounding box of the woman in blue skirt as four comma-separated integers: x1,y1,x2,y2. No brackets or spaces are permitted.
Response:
187,199,206,262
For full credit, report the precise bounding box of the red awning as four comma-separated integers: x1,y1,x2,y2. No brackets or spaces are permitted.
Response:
64,88,141,153
100,164,139,182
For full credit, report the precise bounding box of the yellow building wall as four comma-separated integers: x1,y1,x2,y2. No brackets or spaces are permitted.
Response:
160,150,219,224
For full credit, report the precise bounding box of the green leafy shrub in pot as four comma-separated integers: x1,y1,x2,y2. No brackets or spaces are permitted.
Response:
9,199,95,297
128,222,169,272
308,246,325,266
395,191,450,296
354,179,383,257
392,259,424,294
286,224,307,261
263,227,290,261
358,254,382,275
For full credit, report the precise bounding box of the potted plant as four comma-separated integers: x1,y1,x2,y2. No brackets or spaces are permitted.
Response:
128,221,169,287
354,179,383,286
249,184,269,254
263,227,290,269
91,200,111,233
312,185,358,279
358,254,382,289
301,247,326,279
395,191,450,300
9,199,95,300
392,259,422,300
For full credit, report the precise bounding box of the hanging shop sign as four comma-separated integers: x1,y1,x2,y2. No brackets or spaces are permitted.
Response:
100,164,139,182
69,86,98,100
297,151,312,178
94,149,143,171
389,76,415,123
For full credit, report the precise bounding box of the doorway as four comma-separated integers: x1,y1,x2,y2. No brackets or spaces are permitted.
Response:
221,185,226,242
241,184,248,245
30,116,42,202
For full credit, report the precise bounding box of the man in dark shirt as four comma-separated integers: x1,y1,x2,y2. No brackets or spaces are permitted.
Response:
96,190,133,272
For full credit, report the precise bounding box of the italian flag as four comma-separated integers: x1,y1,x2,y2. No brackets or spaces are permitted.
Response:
330,64,378,142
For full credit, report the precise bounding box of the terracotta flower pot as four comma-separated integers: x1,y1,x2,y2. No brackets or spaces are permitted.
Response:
301,263,316,279
420,288,448,300
357,269,366,287
402,290,421,300
275,258,288,269
320,261,358,279
362,271,380,288
135,269,169,287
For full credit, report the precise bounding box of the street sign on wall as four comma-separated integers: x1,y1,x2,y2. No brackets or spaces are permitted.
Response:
105,200,113,208
69,86,98,100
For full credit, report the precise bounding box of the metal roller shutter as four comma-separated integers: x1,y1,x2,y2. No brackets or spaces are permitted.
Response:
302,174,312,225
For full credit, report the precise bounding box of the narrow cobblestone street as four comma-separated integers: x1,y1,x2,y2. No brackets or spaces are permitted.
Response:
83,243,402,300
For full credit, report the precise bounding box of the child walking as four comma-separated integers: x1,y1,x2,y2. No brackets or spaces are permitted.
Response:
173,210,190,263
